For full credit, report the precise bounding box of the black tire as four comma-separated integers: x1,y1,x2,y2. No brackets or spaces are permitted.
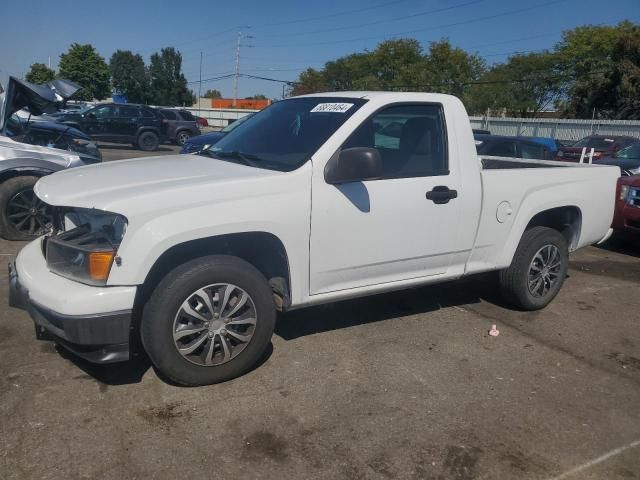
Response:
137,131,159,151
0,176,50,241
175,130,191,146
498,226,569,310
141,255,276,386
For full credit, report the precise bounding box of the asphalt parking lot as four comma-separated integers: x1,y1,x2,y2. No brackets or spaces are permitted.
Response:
1,146,639,480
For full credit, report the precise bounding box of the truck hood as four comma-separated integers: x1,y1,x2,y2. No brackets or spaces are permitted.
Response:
34,154,287,214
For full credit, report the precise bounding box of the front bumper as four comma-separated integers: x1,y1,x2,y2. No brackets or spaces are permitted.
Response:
612,204,640,235
8,241,137,364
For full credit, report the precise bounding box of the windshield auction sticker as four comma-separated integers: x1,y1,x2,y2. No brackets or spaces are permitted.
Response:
310,103,354,113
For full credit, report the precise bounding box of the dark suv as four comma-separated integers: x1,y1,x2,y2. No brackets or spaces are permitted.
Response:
55,103,165,151
158,109,201,145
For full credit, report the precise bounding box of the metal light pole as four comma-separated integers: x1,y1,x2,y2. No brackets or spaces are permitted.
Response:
198,51,203,113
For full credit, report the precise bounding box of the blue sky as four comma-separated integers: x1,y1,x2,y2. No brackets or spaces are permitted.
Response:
1,0,638,99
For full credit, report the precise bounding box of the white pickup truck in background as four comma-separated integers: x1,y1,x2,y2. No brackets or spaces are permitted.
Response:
9,92,619,386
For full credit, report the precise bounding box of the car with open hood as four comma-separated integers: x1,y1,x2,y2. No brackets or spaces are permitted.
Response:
0,76,99,240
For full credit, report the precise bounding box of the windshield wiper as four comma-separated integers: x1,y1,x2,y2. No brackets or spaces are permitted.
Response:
206,150,263,167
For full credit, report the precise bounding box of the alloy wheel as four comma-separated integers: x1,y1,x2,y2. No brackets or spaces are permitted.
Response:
178,132,190,145
527,244,562,298
6,188,50,236
172,283,257,366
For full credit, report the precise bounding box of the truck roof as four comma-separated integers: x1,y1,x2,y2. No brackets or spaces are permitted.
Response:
296,91,458,101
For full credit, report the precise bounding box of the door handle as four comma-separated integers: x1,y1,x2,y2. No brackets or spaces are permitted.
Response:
426,186,457,204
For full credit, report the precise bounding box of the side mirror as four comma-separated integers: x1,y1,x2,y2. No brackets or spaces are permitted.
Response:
86,112,96,119
325,147,383,184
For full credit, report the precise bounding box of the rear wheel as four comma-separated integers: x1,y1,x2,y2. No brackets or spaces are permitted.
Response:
141,255,276,386
175,130,191,146
137,131,159,151
498,227,569,310
0,176,51,241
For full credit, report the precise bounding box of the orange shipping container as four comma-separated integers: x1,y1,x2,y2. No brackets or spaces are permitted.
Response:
211,98,271,109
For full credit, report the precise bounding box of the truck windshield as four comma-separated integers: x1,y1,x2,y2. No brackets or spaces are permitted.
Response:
205,97,367,171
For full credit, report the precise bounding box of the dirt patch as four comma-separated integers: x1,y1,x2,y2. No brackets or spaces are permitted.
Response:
441,445,483,480
137,401,190,428
607,352,640,371
242,431,289,463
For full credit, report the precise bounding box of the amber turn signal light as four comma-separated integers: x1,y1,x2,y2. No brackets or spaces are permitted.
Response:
88,251,115,281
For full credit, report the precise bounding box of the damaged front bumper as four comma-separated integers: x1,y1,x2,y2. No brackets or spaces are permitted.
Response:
8,251,135,364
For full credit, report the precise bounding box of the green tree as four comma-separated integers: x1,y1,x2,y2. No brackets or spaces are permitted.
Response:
109,50,148,104
148,47,195,106
58,43,111,100
203,89,222,98
422,40,486,98
245,94,268,100
468,52,563,117
25,63,55,84
608,27,640,119
555,21,636,118
291,38,484,100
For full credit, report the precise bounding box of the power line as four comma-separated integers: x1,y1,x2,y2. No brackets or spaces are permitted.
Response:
137,26,241,54
258,0,568,48
266,0,485,38
254,0,413,28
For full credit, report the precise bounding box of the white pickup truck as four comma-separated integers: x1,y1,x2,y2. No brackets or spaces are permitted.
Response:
9,92,619,386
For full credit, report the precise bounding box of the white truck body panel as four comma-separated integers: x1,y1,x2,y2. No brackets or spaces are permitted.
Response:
19,91,618,315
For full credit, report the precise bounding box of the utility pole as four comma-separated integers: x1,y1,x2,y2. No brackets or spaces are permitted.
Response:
233,29,254,107
233,32,242,107
198,51,203,114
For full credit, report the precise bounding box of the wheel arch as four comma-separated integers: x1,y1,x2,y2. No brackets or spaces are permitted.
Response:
0,167,54,184
136,127,161,139
135,231,292,317
497,204,583,269
524,205,582,251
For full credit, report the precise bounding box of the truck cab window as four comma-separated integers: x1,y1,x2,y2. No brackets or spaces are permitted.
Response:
343,104,448,178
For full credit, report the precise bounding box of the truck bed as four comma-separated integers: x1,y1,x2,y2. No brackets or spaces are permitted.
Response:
466,155,620,274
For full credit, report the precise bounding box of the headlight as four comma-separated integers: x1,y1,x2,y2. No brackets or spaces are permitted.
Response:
620,185,629,201
45,209,127,285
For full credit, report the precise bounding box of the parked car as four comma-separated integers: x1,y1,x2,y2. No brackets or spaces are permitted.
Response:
195,116,209,128
0,76,99,240
556,135,637,162
612,175,640,241
5,115,102,164
474,134,554,159
158,109,201,145
9,92,619,386
472,128,491,135
598,141,640,176
519,136,564,156
55,103,166,151
181,113,254,153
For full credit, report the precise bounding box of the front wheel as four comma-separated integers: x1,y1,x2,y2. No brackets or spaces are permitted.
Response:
498,226,569,310
141,255,276,386
0,176,51,241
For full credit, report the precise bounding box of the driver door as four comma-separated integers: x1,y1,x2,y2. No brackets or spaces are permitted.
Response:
309,103,462,294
